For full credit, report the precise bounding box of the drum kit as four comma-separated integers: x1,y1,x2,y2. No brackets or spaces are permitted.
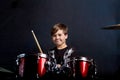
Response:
16,54,97,80
15,30,98,80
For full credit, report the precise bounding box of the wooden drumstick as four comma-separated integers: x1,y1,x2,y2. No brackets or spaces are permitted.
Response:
31,30,43,54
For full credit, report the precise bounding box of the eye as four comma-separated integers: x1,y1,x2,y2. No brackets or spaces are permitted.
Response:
52,34,56,37
58,34,62,36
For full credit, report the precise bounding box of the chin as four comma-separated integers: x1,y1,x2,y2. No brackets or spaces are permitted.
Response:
56,44,62,47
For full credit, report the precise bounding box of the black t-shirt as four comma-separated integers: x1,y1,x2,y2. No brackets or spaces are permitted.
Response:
54,47,68,64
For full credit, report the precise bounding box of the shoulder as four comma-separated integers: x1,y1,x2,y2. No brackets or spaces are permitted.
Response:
67,46,78,57
49,47,56,51
47,47,56,54
67,46,76,52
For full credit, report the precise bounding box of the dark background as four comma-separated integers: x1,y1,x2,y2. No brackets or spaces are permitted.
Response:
0,0,120,79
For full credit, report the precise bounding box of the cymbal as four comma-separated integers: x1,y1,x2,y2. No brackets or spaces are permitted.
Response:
102,24,120,30
0,67,13,73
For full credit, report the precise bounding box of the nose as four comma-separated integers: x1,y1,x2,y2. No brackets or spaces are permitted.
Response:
55,35,59,39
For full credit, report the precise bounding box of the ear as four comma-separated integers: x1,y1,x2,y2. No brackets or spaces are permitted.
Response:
65,34,68,39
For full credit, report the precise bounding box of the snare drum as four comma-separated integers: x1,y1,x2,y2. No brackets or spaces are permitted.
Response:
16,53,38,79
71,56,96,79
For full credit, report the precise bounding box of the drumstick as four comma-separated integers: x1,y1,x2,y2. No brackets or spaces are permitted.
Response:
31,30,43,54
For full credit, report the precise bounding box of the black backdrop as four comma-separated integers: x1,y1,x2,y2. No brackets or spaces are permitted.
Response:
0,0,120,79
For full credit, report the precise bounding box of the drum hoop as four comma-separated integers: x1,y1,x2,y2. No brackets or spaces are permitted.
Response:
75,57,92,63
17,53,25,58
39,53,47,58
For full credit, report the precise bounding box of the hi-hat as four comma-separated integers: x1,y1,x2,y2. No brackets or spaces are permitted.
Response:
102,24,120,30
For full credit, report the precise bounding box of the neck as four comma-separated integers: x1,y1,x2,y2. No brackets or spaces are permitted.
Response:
57,44,67,50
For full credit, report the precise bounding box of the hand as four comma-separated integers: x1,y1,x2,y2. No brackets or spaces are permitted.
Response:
56,64,61,68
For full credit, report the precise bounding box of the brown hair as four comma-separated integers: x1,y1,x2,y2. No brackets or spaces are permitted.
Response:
51,23,68,36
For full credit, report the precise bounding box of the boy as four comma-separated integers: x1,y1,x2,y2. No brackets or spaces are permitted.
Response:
45,23,77,80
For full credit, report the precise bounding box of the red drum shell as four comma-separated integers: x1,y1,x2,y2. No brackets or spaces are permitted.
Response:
17,54,26,77
73,56,91,78
18,57,25,77
37,53,47,77
79,57,91,77
79,60,90,77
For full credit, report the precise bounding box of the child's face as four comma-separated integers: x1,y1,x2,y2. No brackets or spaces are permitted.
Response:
52,29,68,47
